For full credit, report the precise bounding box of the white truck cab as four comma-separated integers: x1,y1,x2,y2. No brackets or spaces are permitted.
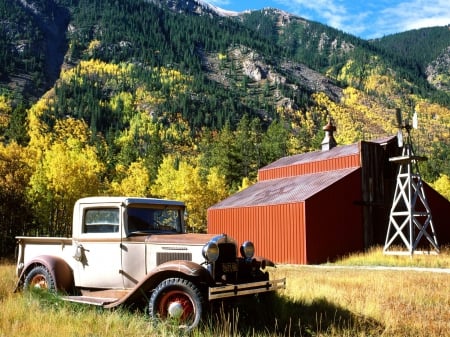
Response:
16,196,285,330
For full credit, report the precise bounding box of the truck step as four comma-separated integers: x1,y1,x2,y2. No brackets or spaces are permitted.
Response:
62,295,119,306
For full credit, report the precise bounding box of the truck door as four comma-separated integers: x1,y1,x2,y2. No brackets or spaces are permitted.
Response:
120,205,185,288
73,206,124,289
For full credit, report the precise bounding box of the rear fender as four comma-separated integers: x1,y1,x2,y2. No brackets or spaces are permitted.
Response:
15,255,74,293
104,260,213,308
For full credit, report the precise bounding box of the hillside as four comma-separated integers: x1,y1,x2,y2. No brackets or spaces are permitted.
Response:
371,26,450,94
0,0,449,256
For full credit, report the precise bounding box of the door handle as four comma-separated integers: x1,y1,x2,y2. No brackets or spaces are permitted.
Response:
73,243,84,261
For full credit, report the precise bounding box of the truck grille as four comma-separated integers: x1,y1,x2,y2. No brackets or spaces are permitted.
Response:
217,242,236,262
215,242,238,282
157,252,192,265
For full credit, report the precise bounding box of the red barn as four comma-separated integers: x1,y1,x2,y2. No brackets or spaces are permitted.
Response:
207,126,450,264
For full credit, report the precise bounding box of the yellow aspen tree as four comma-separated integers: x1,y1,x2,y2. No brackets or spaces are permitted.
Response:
44,142,103,199
151,155,198,230
152,156,228,232
431,174,450,201
0,142,34,249
150,155,181,199
312,92,363,144
0,142,31,202
193,166,229,232
109,160,151,196
206,167,229,201
341,87,396,139
109,91,134,123
0,95,11,132
239,177,253,191
26,93,54,168
27,118,105,236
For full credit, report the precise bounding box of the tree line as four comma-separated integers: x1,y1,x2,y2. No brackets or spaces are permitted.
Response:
1,57,449,258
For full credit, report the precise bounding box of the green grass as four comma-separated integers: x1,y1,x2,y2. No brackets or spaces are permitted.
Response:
1,248,449,336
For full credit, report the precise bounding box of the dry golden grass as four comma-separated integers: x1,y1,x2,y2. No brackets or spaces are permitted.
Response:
270,265,449,336
1,247,449,336
332,245,450,268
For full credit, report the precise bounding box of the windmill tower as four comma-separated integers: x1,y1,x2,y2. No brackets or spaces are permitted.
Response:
383,108,440,255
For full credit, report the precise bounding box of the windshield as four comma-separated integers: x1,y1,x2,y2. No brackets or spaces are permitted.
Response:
126,206,182,235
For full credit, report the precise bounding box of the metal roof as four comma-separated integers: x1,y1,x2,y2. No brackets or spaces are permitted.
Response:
259,137,396,172
209,167,359,209
76,196,185,207
260,142,360,171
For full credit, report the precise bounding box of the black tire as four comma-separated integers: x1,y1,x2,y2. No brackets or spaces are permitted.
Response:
24,265,56,291
149,278,203,331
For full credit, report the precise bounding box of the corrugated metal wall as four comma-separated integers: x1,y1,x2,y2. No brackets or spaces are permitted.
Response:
423,184,450,245
208,202,308,264
258,153,360,181
305,170,364,263
208,170,364,264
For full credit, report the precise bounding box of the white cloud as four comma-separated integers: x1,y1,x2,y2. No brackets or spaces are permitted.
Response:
378,0,450,35
276,0,347,19
274,0,367,35
275,0,450,38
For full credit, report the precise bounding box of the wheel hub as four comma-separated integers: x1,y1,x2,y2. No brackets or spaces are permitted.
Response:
167,301,184,318
32,275,47,289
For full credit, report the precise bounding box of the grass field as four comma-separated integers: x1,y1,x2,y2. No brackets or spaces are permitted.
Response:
1,246,449,336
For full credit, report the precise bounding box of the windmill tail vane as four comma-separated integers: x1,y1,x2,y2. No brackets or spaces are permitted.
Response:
395,107,419,152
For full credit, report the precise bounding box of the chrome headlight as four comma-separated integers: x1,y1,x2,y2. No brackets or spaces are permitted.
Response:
202,241,219,263
240,241,255,259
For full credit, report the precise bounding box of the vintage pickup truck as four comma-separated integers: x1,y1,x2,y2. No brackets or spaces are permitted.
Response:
15,196,285,330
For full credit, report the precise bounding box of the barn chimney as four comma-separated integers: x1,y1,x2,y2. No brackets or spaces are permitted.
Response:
321,117,337,151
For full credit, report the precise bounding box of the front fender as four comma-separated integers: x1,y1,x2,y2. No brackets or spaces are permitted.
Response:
15,255,74,293
104,260,213,308
254,256,276,268
150,260,213,280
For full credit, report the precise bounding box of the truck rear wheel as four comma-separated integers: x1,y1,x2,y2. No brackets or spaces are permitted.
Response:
24,265,56,291
149,277,203,331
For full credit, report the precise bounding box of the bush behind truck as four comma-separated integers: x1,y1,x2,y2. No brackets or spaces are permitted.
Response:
14,196,285,330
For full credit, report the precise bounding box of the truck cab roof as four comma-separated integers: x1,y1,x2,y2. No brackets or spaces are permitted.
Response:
75,196,185,208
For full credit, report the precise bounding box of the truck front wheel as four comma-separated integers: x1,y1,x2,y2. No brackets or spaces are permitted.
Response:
24,265,56,291
149,278,203,330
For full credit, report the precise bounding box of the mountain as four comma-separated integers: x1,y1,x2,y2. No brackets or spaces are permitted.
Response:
0,0,449,180
148,0,240,17
371,26,450,93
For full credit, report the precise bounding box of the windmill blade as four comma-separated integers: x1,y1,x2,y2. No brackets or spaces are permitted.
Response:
395,108,403,127
397,129,403,147
412,111,418,129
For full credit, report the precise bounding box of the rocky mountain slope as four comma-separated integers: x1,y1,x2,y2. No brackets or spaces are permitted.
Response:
1,0,449,168
2,0,448,103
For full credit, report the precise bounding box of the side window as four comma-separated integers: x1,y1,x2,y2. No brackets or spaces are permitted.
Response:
83,208,120,234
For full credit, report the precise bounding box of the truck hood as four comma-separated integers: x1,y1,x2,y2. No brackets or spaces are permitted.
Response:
125,233,218,245
146,233,219,245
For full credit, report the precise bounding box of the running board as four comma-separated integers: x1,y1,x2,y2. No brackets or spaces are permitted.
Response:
62,295,119,306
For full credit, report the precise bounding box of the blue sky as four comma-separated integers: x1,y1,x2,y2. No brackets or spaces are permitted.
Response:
207,0,450,39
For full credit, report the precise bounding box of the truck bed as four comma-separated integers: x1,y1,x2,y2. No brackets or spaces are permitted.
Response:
16,236,72,245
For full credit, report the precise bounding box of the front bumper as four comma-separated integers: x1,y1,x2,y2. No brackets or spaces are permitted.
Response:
208,278,286,300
